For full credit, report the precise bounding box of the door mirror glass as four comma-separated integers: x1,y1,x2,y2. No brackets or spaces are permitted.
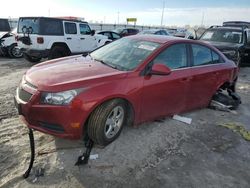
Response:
150,64,171,75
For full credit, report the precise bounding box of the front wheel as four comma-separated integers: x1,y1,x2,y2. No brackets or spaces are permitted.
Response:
8,44,23,58
87,99,127,146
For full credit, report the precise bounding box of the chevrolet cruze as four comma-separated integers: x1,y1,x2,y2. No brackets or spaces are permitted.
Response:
15,35,238,146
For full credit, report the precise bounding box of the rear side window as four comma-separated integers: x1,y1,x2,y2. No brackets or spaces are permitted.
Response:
192,44,223,65
64,22,77,34
102,32,112,39
212,51,223,63
79,24,91,35
153,44,188,69
112,32,120,39
40,19,63,35
192,44,213,66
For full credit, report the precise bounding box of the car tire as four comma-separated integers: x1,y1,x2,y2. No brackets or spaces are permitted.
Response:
8,44,23,58
24,54,42,63
48,46,69,60
87,99,127,146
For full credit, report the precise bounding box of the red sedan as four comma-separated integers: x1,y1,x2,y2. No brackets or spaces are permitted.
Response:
15,35,238,146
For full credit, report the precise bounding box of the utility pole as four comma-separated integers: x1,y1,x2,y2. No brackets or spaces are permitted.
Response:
117,11,120,25
160,1,165,27
201,11,205,26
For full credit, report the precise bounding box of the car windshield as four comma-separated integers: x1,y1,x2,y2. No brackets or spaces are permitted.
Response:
90,38,160,71
200,29,243,44
18,18,39,34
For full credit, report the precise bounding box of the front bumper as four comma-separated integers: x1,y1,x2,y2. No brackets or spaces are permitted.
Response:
14,86,87,140
21,48,50,58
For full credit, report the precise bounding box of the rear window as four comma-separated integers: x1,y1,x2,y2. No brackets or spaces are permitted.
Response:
0,19,10,32
18,18,39,34
64,22,77,34
40,18,63,35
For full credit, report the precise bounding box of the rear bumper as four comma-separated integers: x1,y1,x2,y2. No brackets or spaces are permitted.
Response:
21,48,50,58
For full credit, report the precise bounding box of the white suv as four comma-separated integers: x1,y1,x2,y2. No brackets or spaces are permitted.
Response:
16,17,111,63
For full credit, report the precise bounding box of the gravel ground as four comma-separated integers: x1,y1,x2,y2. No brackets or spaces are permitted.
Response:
0,57,250,188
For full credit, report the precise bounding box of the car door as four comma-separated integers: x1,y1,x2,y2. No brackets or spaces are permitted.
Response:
64,22,80,53
185,44,220,111
79,23,97,52
140,43,191,122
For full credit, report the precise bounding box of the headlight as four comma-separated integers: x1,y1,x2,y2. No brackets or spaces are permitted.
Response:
41,89,82,105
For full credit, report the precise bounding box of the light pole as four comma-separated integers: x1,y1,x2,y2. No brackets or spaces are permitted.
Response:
161,1,165,27
117,11,120,25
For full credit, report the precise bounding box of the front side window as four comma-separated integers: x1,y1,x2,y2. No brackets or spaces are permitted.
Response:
64,22,77,34
90,38,160,71
79,24,91,35
153,44,188,69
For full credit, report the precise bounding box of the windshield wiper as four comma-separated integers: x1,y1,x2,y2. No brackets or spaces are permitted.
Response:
94,58,120,70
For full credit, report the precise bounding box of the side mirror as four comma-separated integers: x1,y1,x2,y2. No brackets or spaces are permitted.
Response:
91,30,95,36
150,64,171,76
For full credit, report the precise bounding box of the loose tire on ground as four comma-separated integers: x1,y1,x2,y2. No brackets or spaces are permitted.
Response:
48,46,69,60
24,54,42,63
87,99,127,146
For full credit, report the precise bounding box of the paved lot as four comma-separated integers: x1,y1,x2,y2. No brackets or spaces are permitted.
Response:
0,57,250,188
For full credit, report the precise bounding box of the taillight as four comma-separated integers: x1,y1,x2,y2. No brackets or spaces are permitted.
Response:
37,37,44,44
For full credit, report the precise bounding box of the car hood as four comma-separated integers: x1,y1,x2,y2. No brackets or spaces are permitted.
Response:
201,40,243,50
25,55,127,91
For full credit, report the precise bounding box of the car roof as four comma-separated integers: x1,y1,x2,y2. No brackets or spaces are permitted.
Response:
127,34,190,44
19,17,88,24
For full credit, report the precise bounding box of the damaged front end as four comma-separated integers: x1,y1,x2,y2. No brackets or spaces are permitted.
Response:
0,32,11,56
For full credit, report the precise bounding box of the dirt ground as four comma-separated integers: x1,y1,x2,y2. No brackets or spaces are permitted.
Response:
0,57,250,188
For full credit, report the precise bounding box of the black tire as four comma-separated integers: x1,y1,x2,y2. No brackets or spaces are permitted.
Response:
87,99,127,146
48,46,69,60
24,54,42,63
8,44,23,58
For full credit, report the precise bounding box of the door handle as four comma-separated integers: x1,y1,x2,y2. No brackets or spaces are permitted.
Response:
80,38,85,40
66,37,72,40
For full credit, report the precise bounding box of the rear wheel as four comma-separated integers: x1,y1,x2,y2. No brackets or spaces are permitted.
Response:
24,54,41,63
48,46,70,60
87,99,127,146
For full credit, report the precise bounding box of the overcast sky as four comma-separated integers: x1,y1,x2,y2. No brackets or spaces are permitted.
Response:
1,0,250,26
